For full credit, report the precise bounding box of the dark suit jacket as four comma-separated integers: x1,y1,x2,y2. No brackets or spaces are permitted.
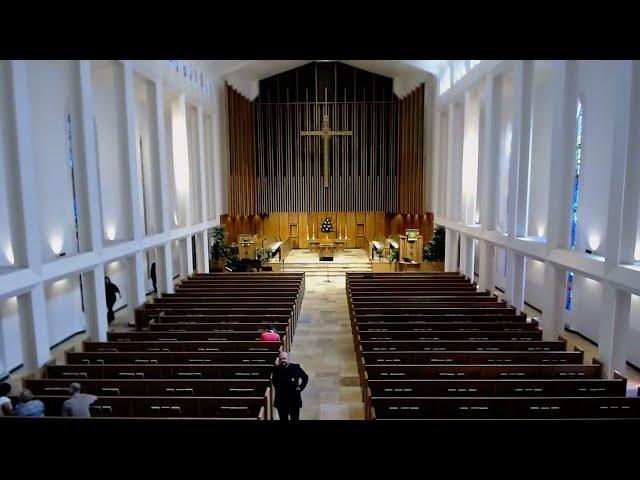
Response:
272,363,309,409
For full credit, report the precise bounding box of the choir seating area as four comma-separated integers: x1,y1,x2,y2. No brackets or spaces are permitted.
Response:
346,272,640,420
14,273,305,420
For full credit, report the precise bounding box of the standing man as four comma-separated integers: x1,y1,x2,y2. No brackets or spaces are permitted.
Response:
272,351,308,421
104,276,122,325
150,262,157,295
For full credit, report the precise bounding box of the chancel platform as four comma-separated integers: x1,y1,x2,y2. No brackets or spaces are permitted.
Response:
279,249,372,275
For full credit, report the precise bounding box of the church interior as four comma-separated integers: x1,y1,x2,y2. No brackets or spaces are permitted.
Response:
1,59,640,427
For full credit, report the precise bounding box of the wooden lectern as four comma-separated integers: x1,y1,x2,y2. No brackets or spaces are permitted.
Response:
399,232,423,264
238,234,257,260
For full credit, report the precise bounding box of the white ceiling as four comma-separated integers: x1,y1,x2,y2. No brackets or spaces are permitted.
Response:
199,60,452,82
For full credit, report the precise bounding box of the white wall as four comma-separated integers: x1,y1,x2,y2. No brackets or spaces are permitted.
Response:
45,277,85,347
0,297,21,374
0,60,217,378
0,62,15,268
187,104,202,223
526,63,553,238
440,60,640,371
92,60,132,242
496,75,513,234
203,113,215,221
28,61,81,261
133,73,160,236
629,295,640,367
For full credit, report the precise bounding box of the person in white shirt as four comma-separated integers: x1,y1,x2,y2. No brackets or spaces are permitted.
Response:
0,382,13,416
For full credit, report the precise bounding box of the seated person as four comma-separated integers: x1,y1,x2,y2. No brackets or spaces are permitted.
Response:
62,383,98,418
14,389,45,417
260,326,281,342
0,382,13,416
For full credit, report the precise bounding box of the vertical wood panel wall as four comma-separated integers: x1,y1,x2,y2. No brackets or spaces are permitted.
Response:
398,83,425,214
226,63,434,217
254,101,397,213
221,211,434,247
227,83,256,215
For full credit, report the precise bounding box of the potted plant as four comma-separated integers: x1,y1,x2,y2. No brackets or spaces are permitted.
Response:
256,247,272,266
210,226,236,271
423,225,445,270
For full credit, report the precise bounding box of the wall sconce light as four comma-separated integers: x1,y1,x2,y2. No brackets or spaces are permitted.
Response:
174,213,179,225
49,235,64,255
537,225,545,237
474,212,480,224
588,233,601,253
106,225,116,241
5,246,14,265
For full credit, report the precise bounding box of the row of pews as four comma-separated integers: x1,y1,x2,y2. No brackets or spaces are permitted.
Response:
18,273,305,420
346,272,640,420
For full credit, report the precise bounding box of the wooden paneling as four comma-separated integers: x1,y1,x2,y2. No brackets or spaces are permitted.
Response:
227,83,256,216
222,211,433,250
279,212,289,242
398,83,426,215
346,211,356,248
365,212,375,241
374,212,385,240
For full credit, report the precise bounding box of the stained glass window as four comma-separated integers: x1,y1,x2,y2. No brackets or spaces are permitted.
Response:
66,113,84,311
566,99,583,311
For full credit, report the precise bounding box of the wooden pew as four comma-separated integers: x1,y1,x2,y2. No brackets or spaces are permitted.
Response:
26,378,272,398
357,331,543,341
25,395,268,419
82,340,282,353
369,396,640,419
45,364,274,379
355,320,540,331
66,351,278,365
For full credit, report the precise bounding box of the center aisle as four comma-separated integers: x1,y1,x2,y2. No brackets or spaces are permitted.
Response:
285,274,364,420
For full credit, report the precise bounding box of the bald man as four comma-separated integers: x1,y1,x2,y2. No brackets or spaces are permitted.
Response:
272,351,308,421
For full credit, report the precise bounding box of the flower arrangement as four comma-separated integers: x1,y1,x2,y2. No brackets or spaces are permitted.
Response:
320,217,333,233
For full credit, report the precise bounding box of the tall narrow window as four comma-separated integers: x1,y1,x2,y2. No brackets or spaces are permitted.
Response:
566,99,583,310
66,113,84,311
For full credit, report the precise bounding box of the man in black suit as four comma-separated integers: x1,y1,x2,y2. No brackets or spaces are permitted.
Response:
272,351,308,421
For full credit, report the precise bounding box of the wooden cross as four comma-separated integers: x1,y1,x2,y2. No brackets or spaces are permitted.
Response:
300,114,352,188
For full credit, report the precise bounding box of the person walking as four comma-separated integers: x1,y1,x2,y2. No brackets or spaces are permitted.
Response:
272,352,308,421
104,276,122,325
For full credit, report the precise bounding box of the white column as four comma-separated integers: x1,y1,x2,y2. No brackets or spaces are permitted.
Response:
541,261,567,341
444,229,459,272
126,251,146,326
9,60,51,375
179,237,193,278
196,230,210,273
82,264,108,342
507,60,534,238
478,241,496,293
212,79,228,218
599,286,631,378
153,79,172,234
504,61,533,311
461,235,474,281
18,286,50,376
156,242,174,295
477,73,502,293
172,94,192,227
598,60,639,376
197,106,209,222
122,61,144,240
445,103,457,221
542,60,578,340
512,253,526,313
75,60,104,252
